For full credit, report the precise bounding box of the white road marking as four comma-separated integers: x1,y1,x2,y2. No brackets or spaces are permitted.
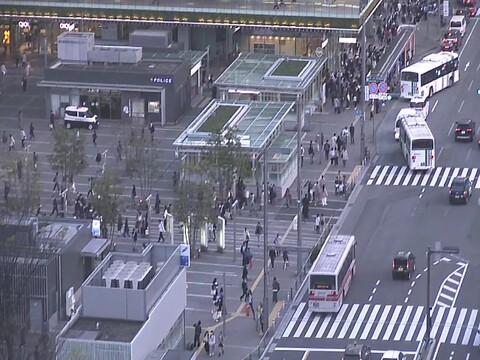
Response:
448,122,456,136
411,171,422,186
274,347,416,355
305,314,321,337
450,308,467,344
468,80,473,91
431,306,446,338
477,62,480,71
437,145,444,160
372,305,391,340
447,277,460,285
460,18,479,59
394,305,413,341
462,309,478,345
458,100,465,113
283,302,306,337
448,168,461,187
375,166,390,185
349,304,370,339
432,100,438,112
315,314,332,338
384,165,398,185
440,308,457,343
475,175,480,189
294,309,312,337
338,304,359,339
393,166,407,185
439,167,451,187
360,304,380,340
429,167,443,186
406,306,424,341
402,170,414,186
421,169,432,186
367,165,381,185
326,304,349,338
464,61,470,71
383,306,402,340
460,168,469,178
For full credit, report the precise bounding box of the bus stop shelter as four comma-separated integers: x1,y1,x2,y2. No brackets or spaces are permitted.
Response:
367,25,416,95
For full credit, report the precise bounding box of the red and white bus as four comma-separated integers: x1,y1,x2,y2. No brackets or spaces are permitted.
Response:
308,235,356,313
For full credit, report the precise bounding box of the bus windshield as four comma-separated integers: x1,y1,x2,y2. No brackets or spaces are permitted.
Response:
412,138,434,150
401,72,419,82
310,274,336,290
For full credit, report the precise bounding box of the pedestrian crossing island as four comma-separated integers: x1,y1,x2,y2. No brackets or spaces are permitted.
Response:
282,302,480,347
366,165,480,188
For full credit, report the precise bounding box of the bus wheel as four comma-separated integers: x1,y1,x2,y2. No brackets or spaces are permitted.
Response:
428,87,433,98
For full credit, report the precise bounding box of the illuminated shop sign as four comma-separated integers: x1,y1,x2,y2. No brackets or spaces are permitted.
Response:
151,76,173,84
18,21,31,29
59,22,76,31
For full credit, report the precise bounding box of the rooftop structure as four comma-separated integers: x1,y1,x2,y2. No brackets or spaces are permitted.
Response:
173,99,294,153
214,53,326,93
57,244,187,360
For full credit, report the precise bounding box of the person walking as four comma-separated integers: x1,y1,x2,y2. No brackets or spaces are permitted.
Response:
300,144,304,168
116,140,123,161
254,221,262,247
53,172,60,192
349,123,355,144
0,63,6,82
321,185,328,206
131,184,136,205
32,152,38,171
21,74,27,92
208,330,216,356
246,289,255,320
244,227,250,245
20,128,26,148
323,140,330,161
272,277,280,303
341,147,349,167
29,122,34,139
123,218,129,238
51,197,59,216
269,248,276,269
154,193,160,214
203,331,210,355
92,129,97,147
308,140,314,164
49,111,55,130
240,279,248,300
193,321,202,348
282,249,289,269
217,330,224,356
117,214,123,234
149,122,155,141
132,228,138,251
158,219,165,242
315,213,321,233
8,134,15,152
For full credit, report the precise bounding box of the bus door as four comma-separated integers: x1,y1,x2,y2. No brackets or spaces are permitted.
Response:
402,80,418,98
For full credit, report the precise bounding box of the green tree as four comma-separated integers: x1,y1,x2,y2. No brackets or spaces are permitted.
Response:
173,181,217,255
89,169,124,239
1,154,40,216
48,128,88,188
200,129,251,202
124,129,161,200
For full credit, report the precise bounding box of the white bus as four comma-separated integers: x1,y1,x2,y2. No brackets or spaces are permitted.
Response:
308,235,356,313
400,52,459,99
399,116,435,170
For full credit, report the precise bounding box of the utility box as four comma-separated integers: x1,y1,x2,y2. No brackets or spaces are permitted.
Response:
129,30,172,49
57,32,95,62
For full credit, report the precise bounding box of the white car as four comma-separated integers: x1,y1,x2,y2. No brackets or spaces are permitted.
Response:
381,351,405,360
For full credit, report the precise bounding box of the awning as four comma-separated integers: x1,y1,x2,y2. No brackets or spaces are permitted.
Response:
367,24,416,83
81,238,111,257
37,81,163,93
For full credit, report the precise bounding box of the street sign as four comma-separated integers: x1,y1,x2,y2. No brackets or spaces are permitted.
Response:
378,81,388,93
315,47,323,57
443,0,449,17
369,82,378,94
378,93,388,100
369,94,379,99
180,244,190,267
355,109,362,122
91,219,101,237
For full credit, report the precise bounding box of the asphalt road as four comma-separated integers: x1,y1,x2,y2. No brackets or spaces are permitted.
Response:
266,16,480,360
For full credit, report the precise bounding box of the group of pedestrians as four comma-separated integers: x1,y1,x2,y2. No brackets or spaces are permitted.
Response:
192,320,224,357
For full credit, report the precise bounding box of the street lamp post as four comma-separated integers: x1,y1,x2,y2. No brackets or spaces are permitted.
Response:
425,246,459,342
262,150,269,326
360,23,367,163
296,98,303,275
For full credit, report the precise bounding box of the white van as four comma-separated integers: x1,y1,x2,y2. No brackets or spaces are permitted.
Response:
64,106,99,130
449,15,466,37
394,108,425,140
409,94,430,119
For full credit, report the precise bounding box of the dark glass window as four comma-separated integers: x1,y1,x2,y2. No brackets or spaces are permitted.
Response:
401,72,418,82
412,139,433,150
310,275,336,290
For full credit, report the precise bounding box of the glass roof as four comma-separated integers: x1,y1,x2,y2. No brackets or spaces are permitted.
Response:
268,132,297,163
214,53,327,92
173,100,294,152
146,50,206,67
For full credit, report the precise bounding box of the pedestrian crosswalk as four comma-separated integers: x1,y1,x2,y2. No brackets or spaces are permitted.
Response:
365,165,480,188
282,303,480,346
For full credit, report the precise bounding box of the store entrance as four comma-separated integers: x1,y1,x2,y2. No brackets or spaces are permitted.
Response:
80,90,121,120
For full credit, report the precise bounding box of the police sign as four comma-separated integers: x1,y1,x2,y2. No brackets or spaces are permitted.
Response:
18,21,30,29
60,22,76,32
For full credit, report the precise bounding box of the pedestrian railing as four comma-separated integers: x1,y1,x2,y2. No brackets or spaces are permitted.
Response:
344,164,363,201
241,216,335,360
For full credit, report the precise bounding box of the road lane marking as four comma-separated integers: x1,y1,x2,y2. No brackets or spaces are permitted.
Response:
464,61,470,71
274,347,417,355
439,167,451,187
468,80,474,91
458,100,465,113
384,165,398,185
411,171,422,186
326,304,349,338
338,304,359,339
367,165,381,185
315,314,332,338
420,169,432,186
360,304,381,340
294,309,312,337
431,306,446,338
448,168,461,187
429,167,443,186
305,314,320,337
448,122,456,136
301,351,310,360
383,305,402,340
406,306,424,341
460,18,479,59
402,170,414,186
432,100,438,112
394,305,413,341
282,302,306,337
451,308,467,344
375,166,390,185
477,62,480,72
460,168,469,178
393,166,407,185
439,307,457,343
349,304,370,339
462,309,478,345
447,277,460,285
443,285,457,293
372,305,391,340
416,311,427,341
475,175,480,188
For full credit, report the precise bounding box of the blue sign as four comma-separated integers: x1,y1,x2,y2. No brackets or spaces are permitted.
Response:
378,81,388,93
369,82,378,94
150,76,173,85
355,109,362,122
180,244,190,267
91,219,101,237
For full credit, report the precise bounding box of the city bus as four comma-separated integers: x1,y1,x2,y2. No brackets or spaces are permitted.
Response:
399,116,435,170
400,51,459,99
308,235,356,313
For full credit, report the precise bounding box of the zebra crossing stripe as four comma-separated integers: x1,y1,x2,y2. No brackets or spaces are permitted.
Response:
420,169,432,187
383,305,402,340
375,166,390,186
305,313,320,338
385,166,398,186
393,166,407,185
460,168,469,178
475,175,480,189
402,170,414,186
429,167,442,186
360,304,381,340
469,168,477,183
431,307,447,339
406,306,424,341
451,308,468,344
411,171,422,186
315,314,332,338
394,305,413,341
462,309,478,345
372,305,391,340
474,329,480,347
349,304,370,339
283,302,306,337
439,167,451,187
294,309,312,337
447,168,461,187
326,304,349,338
338,304,359,339
439,308,457,343
367,166,381,185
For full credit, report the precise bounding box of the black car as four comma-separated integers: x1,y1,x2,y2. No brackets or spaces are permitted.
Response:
392,251,416,280
454,120,475,141
343,343,372,360
449,177,472,204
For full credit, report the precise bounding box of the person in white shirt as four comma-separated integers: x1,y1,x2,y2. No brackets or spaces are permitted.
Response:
315,214,321,233
158,219,165,242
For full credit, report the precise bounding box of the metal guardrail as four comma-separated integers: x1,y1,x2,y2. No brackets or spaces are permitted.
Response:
241,216,335,360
